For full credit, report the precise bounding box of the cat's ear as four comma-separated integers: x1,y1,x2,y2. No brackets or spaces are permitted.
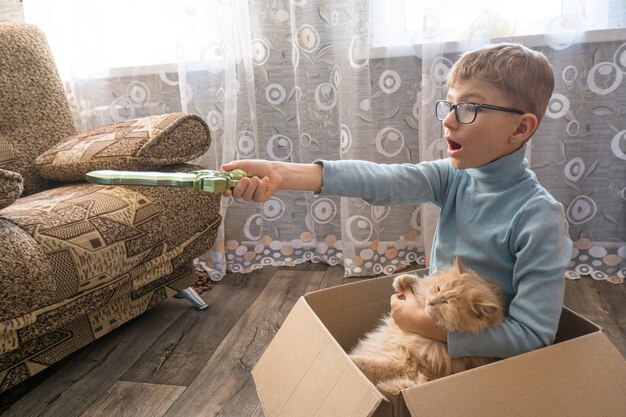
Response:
472,301,499,318
454,257,468,274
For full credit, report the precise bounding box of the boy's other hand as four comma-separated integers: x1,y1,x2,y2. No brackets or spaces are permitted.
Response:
390,289,422,333
220,160,282,202
391,289,448,342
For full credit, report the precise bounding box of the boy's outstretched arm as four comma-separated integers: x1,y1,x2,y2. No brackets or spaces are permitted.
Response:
220,160,323,202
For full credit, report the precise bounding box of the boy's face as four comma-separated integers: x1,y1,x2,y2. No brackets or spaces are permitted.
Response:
442,79,524,169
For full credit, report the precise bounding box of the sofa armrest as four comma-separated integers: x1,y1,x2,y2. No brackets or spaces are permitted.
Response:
0,168,23,210
34,113,211,182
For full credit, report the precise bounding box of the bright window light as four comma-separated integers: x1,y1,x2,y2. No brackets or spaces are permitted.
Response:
404,0,562,32
23,0,618,75
372,0,613,50
23,0,221,78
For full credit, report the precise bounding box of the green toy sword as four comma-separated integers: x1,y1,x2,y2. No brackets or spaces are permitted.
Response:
85,169,254,193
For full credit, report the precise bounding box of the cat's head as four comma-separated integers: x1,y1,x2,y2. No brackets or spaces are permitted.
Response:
424,258,506,333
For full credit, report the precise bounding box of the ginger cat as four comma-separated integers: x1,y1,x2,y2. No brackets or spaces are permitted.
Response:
349,258,506,394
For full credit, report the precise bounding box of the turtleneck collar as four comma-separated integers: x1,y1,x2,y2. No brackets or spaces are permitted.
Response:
465,144,529,184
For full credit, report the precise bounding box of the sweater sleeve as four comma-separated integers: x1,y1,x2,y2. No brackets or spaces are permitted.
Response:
447,197,573,358
315,159,452,206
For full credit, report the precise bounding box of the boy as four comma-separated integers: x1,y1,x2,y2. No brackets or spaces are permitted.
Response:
221,43,573,359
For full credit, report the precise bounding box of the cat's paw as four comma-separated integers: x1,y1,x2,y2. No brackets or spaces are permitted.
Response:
350,355,378,381
417,373,430,385
376,377,418,395
350,355,369,371
393,274,419,293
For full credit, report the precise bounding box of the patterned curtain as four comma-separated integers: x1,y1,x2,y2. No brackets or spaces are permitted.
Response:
20,0,625,283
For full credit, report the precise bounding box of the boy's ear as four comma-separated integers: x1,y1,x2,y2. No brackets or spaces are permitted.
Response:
510,113,538,145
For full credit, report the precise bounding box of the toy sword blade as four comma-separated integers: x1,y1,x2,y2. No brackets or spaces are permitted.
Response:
85,169,252,193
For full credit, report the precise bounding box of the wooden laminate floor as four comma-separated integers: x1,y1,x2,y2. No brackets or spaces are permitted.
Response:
1,262,624,417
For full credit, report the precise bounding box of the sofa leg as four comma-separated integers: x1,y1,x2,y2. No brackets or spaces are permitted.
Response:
175,287,209,310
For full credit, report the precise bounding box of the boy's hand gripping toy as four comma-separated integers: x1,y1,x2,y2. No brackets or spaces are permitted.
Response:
85,169,253,193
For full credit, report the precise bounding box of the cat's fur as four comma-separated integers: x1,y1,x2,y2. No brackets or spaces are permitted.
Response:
349,258,506,394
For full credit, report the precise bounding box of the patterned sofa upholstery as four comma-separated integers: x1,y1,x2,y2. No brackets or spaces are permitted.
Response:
0,22,221,393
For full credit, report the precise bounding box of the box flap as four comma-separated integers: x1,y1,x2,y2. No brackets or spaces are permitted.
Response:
555,307,602,342
252,297,386,417
304,275,397,350
402,332,626,417
303,270,428,351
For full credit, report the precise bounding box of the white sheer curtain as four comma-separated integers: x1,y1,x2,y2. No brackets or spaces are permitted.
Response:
22,0,626,283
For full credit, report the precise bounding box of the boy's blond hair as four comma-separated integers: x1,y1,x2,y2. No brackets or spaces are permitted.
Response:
447,43,554,123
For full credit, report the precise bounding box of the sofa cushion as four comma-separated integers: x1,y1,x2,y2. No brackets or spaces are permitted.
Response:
0,173,221,328
0,22,78,195
0,168,23,210
35,113,211,182
0,219,57,332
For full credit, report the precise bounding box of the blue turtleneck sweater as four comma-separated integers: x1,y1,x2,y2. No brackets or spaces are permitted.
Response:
316,144,573,359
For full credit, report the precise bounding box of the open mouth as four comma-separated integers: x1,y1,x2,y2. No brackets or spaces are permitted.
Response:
447,139,463,151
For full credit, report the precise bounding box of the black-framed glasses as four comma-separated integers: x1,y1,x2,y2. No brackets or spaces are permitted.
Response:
435,100,525,124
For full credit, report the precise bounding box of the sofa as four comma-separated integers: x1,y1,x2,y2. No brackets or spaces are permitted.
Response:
0,22,221,393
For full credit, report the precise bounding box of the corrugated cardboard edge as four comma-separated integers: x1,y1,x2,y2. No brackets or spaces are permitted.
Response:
402,331,626,417
555,307,603,342
304,275,396,351
252,297,388,417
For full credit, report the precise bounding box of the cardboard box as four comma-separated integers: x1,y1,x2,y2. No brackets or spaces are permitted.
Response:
252,272,626,417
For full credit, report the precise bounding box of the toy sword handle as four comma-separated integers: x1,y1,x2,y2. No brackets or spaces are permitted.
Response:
85,169,254,193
